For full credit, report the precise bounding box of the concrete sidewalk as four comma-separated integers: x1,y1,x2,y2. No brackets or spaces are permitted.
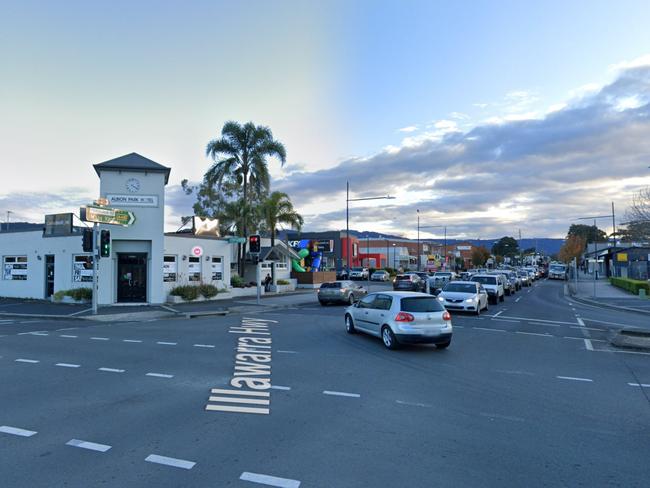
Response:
568,272,650,315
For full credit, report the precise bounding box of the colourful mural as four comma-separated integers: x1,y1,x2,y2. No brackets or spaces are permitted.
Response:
290,239,323,272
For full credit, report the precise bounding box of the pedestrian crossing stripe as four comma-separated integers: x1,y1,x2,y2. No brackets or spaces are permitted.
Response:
205,388,270,414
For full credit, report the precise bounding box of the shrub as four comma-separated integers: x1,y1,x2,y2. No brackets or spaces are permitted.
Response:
277,279,290,285
231,274,245,288
52,288,92,302
169,285,199,301
610,277,650,295
53,290,66,301
198,283,219,298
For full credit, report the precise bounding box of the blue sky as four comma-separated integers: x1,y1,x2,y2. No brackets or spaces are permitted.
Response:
1,1,650,239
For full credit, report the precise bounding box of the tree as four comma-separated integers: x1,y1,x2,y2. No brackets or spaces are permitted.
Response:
260,192,303,283
558,234,586,264
567,224,606,243
622,187,650,242
204,121,287,275
471,246,491,266
522,247,536,254
491,236,519,257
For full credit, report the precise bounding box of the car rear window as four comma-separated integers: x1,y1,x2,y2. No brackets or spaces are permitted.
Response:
400,297,445,312
444,283,476,293
395,275,411,281
471,276,497,285
320,282,341,289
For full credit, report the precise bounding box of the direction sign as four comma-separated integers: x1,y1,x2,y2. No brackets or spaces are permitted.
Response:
80,205,136,227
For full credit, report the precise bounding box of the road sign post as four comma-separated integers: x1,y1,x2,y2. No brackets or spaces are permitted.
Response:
92,223,98,315
80,205,136,227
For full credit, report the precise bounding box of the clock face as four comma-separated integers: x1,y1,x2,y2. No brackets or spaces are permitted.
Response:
125,178,141,193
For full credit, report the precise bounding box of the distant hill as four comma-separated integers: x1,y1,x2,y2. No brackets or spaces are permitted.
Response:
0,222,44,233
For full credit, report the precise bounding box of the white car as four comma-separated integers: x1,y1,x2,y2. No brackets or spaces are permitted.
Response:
371,270,390,281
349,267,369,280
470,274,505,304
344,291,453,350
437,281,489,315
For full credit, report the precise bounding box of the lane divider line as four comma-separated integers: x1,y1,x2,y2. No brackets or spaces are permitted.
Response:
98,367,125,373
0,426,37,437
240,471,301,487
60,335,78,338
270,385,291,390
145,454,196,470
15,358,39,363
208,396,269,405
193,344,215,348
123,339,142,343
66,439,111,452
210,388,270,397
557,376,593,382
628,382,650,388
146,373,174,378
473,327,507,333
323,390,360,398
396,400,431,408
276,350,298,354
516,331,552,337
56,363,81,368
90,337,109,341
156,342,177,346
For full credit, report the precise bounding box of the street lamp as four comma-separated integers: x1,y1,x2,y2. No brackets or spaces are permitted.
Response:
420,225,447,268
392,243,397,269
346,181,394,273
576,214,614,298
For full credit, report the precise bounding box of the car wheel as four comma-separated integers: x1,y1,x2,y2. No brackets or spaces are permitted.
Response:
348,294,355,305
381,325,399,350
436,339,451,349
345,314,356,334
475,306,481,316
484,301,489,311
319,300,327,306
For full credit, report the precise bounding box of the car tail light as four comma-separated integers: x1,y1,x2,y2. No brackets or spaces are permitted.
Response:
395,312,414,322
442,311,451,321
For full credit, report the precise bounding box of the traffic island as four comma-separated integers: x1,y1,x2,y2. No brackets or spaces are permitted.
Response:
610,329,650,351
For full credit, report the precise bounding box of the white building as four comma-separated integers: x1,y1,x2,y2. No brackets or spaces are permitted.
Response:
0,153,236,304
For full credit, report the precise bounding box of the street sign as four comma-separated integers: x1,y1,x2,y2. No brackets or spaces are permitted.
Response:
227,237,246,244
80,205,136,227
191,246,203,257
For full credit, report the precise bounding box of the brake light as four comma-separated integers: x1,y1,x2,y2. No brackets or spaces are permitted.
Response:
442,311,452,321
395,312,415,322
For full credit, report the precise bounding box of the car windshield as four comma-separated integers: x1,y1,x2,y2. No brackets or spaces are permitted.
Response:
395,275,412,281
434,273,451,277
320,282,341,289
351,267,364,271
400,297,445,312
471,276,497,285
444,283,476,293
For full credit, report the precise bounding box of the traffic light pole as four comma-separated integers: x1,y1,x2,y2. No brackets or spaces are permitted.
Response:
92,223,98,315
256,258,261,305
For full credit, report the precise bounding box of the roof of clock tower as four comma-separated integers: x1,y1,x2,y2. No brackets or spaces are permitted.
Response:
93,152,171,184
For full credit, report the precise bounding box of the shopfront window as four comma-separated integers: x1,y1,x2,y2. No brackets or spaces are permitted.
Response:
163,255,177,282
72,255,94,282
3,256,27,280
211,256,223,281
188,256,201,281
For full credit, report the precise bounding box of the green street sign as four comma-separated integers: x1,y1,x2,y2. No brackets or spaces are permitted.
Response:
80,205,136,227
227,237,247,244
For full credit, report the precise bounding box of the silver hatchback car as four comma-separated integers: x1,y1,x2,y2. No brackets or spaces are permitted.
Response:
344,291,452,350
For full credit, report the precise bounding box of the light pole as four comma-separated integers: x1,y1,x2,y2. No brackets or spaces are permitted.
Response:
417,209,420,271
577,214,614,298
420,225,447,268
5,210,13,232
346,181,394,274
392,243,396,270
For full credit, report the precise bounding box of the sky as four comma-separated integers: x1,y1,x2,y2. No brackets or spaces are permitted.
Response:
1,0,650,240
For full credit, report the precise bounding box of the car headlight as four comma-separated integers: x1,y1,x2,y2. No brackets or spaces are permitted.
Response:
465,297,476,303
437,296,445,301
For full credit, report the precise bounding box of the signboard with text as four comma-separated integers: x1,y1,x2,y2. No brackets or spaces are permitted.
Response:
106,194,158,207
44,213,74,237
80,205,136,227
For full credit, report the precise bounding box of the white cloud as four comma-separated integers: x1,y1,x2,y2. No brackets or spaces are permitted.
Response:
609,54,650,72
398,125,419,132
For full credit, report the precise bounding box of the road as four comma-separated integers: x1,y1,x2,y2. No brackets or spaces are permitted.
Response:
1,279,648,487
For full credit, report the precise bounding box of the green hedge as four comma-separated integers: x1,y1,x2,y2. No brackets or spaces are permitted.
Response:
610,277,650,295
53,288,92,301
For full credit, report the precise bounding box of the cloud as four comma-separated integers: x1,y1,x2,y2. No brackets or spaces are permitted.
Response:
276,61,650,239
398,126,419,133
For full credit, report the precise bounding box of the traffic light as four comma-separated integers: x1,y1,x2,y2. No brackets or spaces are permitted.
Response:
100,230,111,258
82,228,93,252
249,234,261,254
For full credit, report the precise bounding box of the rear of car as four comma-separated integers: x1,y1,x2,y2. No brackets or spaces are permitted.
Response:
318,281,363,305
393,274,423,292
390,295,453,347
470,275,502,303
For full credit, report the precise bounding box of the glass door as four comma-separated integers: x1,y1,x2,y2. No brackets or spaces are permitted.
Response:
117,253,147,302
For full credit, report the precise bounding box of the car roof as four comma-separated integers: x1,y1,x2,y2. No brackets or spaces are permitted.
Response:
368,291,431,298
444,281,477,285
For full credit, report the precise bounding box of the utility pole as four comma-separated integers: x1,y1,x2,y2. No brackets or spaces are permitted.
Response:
611,201,616,245
92,223,98,315
417,209,420,271
6,210,13,232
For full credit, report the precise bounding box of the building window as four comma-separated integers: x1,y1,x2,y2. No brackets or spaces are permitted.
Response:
211,256,223,281
261,261,272,270
188,256,201,282
72,255,94,282
3,256,27,280
163,255,177,282
275,262,288,270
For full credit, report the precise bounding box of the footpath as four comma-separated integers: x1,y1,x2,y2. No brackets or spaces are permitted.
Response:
567,271,650,315
0,289,319,322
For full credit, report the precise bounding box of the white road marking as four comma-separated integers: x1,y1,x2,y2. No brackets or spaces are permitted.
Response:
453,325,464,328
123,339,142,343
15,358,39,363
60,334,78,338
479,412,525,422
473,327,506,332
56,363,81,368
323,390,360,398
0,426,37,437
276,350,297,354
66,439,111,452
205,404,269,414
240,471,301,487
396,400,431,408
156,341,177,346
271,385,291,390
557,376,593,382
628,382,650,388
570,325,605,331
515,297,521,303
492,318,520,323
145,454,196,470
57,327,78,331
193,344,215,348
90,337,109,341
575,317,594,351
28,332,48,336
492,311,503,317
146,373,174,378
210,388,270,397
516,331,552,337
208,396,270,405
98,367,125,373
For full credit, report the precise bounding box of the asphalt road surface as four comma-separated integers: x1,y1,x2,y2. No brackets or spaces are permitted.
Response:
1,279,648,487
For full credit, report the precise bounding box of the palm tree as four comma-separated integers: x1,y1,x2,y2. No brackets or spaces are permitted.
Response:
261,192,303,284
206,121,286,275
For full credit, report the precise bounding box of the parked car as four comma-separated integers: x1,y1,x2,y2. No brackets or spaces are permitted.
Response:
344,291,453,349
371,270,390,281
393,273,427,292
437,281,489,315
470,274,505,304
349,267,369,280
318,281,367,306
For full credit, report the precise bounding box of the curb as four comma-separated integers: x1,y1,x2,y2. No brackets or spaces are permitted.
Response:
0,312,87,320
569,294,650,316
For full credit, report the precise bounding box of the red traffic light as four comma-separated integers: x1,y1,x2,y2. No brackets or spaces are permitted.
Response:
249,234,261,254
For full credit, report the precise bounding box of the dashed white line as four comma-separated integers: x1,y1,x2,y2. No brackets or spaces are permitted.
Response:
240,471,301,488
575,317,594,351
66,439,112,452
15,358,39,363
270,385,291,390
0,426,37,437
479,412,525,422
98,367,125,373
323,390,360,398
492,311,504,317
628,382,650,388
156,341,177,346
123,339,143,343
516,331,552,337
556,376,593,383
193,344,215,348
146,373,174,378
56,363,81,368
396,400,431,408
473,327,507,333
90,337,109,341
60,334,78,338
276,350,298,354
515,297,521,303
29,332,49,336
145,454,196,470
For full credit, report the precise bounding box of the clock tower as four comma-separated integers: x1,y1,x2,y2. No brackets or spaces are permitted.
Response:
93,153,171,305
